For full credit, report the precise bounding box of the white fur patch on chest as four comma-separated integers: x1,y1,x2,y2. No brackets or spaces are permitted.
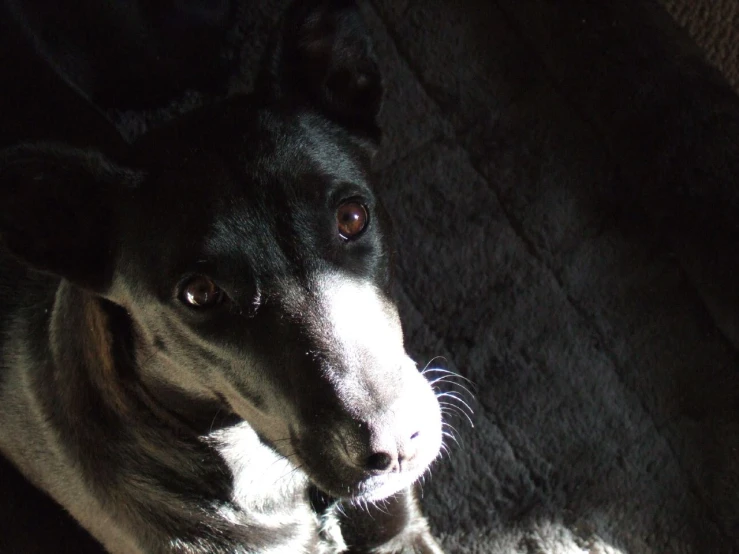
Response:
210,422,347,553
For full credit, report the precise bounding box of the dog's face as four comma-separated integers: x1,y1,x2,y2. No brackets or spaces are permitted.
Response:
0,0,441,501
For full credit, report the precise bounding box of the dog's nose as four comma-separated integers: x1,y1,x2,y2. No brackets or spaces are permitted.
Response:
365,452,394,472
362,430,420,473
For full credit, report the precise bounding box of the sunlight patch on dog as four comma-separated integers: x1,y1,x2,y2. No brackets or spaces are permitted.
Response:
310,270,410,408
211,422,307,511
312,270,444,500
315,272,402,353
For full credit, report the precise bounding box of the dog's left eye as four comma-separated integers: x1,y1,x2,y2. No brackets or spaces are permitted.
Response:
180,276,224,308
337,201,369,240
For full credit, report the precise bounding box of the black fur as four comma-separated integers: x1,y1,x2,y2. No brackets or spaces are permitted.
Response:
0,1,444,552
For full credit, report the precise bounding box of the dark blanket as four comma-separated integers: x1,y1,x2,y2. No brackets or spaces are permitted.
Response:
2,1,739,553
660,0,739,92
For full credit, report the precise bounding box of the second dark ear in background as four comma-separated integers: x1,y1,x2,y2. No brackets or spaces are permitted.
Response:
259,0,383,143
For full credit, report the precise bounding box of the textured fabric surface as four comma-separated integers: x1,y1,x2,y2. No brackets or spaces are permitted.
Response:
659,0,739,92
4,1,738,553
354,2,739,552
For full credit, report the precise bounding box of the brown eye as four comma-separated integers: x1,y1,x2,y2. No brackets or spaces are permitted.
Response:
337,201,368,240
180,276,224,308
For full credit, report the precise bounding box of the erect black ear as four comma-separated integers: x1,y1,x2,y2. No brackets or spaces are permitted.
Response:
261,0,383,142
0,143,141,291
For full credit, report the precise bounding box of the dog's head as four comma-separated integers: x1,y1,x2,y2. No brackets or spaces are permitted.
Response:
0,0,442,501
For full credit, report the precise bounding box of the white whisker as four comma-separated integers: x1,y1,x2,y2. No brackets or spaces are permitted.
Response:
439,401,475,429
421,366,474,387
420,356,449,373
436,392,474,419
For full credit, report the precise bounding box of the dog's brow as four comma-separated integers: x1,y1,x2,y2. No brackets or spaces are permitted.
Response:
298,115,368,185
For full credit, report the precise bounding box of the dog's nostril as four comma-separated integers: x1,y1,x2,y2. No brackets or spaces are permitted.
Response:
365,452,394,472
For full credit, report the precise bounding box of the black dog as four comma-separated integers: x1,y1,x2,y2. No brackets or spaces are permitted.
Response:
0,1,446,552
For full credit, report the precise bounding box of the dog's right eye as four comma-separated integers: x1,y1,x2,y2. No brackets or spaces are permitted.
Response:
179,276,224,309
337,201,369,240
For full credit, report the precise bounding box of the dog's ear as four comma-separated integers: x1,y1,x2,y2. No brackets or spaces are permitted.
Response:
0,143,140,290
261,0,383,143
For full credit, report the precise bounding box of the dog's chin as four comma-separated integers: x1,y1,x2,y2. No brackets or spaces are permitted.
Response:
307,463,430,503
346,473,422,503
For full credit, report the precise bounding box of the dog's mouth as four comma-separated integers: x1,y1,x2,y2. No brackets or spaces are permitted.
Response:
288,412,443,502
295,448,436,502
343,466,432,502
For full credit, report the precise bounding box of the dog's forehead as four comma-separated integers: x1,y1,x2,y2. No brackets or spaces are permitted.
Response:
139,103,370,198
255,111,370,184
199,111,375,273
123,103,377,285
195,108,374,227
